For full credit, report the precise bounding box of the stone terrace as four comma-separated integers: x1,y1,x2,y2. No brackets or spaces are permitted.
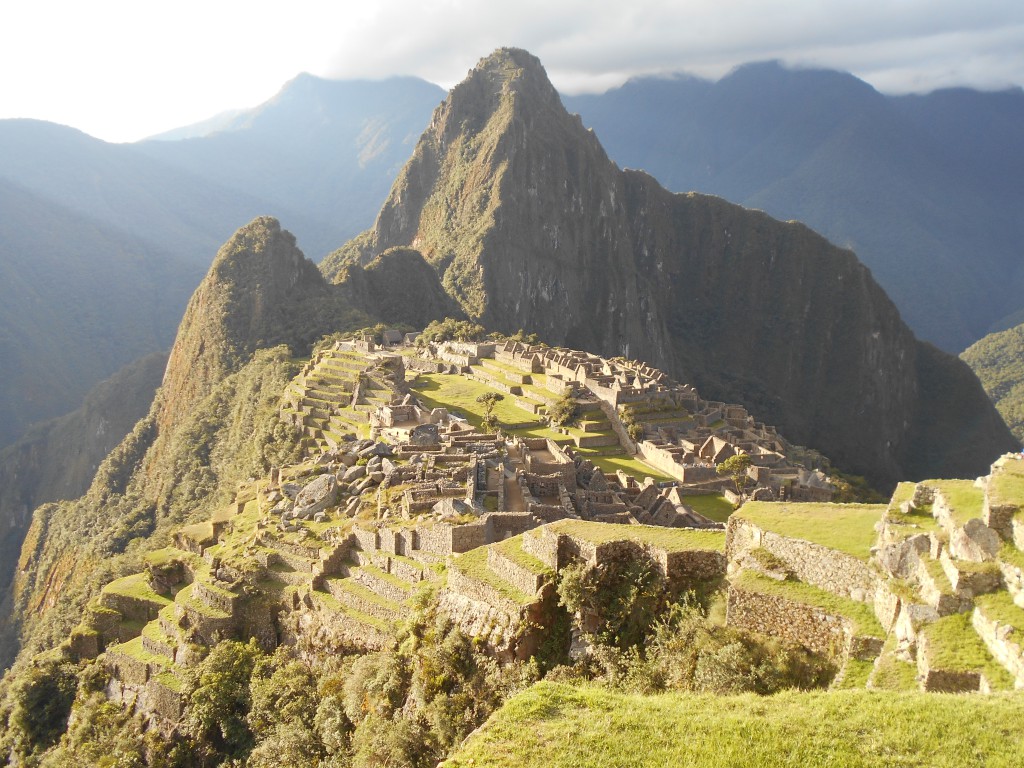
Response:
725,454,1024,693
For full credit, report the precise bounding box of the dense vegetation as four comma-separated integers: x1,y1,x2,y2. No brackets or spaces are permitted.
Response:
962,322,1024,441
1,347,304,673
0,530,834,766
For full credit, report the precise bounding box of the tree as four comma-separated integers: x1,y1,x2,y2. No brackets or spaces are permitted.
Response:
476,392,504,433
716,453,752,491
548,388,579,427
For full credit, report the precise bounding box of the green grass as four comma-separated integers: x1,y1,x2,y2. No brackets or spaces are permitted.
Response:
921,612,1015,690
583,453,675,484
989,458,1024,509
679,493,736,523
734,502,885,561
833,658,875,690
451,546,533,605
177,584,231,620
732,571,884,639
355,563,415,593
928,480,985,526
447,681,1024,767
870,634,920,691
107,635,169,668
975,590,1024,631
102,573,175,607
492,536,553,576
328,576,403,611
921,556,955,597
308,589,391,632
546,519,724,553
1000,542,1024,572
411,373,544,431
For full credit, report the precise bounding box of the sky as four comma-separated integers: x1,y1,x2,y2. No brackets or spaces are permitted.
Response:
2,0,1022,143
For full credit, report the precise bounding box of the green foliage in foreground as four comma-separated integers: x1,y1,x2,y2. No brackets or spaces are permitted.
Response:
447,682,1024,768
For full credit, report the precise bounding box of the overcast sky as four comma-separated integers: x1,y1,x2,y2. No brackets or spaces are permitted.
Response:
3,0,1022,143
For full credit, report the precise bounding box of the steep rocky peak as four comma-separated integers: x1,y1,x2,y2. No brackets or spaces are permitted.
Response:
434,48,563,140
157,217,326,436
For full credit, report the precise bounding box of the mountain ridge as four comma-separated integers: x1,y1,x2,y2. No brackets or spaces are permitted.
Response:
324,47,1018,488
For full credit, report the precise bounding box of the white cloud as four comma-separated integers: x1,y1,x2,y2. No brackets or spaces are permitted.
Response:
1,0,1021,142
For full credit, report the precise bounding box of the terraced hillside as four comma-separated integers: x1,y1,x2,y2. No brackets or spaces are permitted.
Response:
725,454,1024,692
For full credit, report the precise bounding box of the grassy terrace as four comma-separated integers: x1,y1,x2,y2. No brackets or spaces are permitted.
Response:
492,535,552,575
921,612,1015,690
928,479,985,526
447,682,1024,768
451,546,533,605
177,584,231,619
576,451,675,484
308,589,391,632
731,571,884,639
976,589,1024,631
870,634,920,691
546,519,725,553
989,457,1024,509
679,493,735,523
103,573,175,607
734,502,885,561
108,635,169,668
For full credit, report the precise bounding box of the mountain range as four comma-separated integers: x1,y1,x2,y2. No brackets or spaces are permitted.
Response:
2,56,1021,459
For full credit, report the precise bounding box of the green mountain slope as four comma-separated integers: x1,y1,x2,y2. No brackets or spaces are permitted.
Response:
962,323,1024,440
0,351,166,668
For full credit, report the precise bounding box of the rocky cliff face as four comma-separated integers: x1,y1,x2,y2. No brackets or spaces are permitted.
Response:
324,48,1018,487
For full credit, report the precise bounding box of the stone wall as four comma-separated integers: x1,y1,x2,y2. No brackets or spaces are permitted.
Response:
973,604,1024,688
726,518,877,602
727,583,862,659
98,591,164,624
487,547,546,596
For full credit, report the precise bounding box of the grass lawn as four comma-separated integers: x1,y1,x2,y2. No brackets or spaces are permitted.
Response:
989,457,1024,508
928,480,985,525
922,612,1015,690
103,573,175,607
681,493,736,523
734,502,885,561
546,519,724,553
451,546,534,605
411,373,544,430
492,535,553,576
447,681,1024,767
582,452,675,484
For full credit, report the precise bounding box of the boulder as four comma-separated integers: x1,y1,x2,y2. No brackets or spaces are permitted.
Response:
282,482,303,499
410,424,440,446
381,458,397,476
343,465,367,483
338,452,358,467
292,474,339,519
313,512,329,524
372,441,394,456
949,518,1001,562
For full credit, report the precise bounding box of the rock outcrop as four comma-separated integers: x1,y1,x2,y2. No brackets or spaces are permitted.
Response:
323,47,1018,488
